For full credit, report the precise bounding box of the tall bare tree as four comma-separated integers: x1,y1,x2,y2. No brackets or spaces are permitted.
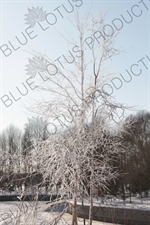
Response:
25,10,132,225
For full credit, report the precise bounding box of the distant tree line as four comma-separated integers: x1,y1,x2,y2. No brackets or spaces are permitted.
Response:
109,110,150,198
0,117,50,174
0,110,150,197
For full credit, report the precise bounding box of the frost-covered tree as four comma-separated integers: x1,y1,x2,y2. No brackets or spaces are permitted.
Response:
34,120,123,224
0,131,7,172
25,9,132,225
24,116,49,141
22,116,50,172
0,125,22,173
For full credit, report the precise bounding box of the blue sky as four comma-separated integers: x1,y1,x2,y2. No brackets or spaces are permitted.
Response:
0,0,149,132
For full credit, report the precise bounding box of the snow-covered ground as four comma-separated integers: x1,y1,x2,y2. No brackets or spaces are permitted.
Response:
0,195,149,224
0,201,119,225
86,195,150,211
66,195,150,212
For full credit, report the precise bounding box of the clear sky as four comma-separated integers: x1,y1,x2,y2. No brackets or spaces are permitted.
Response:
0,0,150,132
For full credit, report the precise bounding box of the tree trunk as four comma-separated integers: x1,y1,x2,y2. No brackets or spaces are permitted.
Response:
72,193,78,225
89,175,93,225
82,195,86,225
